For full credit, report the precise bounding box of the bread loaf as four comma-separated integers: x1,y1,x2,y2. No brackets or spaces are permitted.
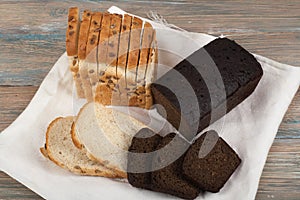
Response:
66,8,158,109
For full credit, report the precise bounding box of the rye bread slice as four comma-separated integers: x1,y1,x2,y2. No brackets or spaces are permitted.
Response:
127,128,162,189
182,130,241,193
151,133,200,200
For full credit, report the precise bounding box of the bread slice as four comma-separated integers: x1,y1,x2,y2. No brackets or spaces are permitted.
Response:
117,14,132,105
151,133,200,199
127,128,162,190
71,102,147,178
41,116,121,178
78,10,93,102
66,7,85,98
127,23,156,109
86,12,103,93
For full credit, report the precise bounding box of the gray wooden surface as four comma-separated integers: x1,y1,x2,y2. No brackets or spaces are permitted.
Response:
0,0,299,199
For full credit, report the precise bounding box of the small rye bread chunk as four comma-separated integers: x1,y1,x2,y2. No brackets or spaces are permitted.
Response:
150,38,263,140
182,130,241,193
78,10,93,101
127,128,162,190
151,133,201,200
41,116,121,178
71,102,147,178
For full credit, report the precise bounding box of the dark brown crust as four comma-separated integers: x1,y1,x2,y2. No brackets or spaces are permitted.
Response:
66,7,80,56
78,10,93,60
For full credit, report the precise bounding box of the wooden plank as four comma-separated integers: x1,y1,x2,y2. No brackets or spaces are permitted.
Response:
0,86,38,131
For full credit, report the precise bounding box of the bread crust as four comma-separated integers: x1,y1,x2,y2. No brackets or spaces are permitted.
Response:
66,7,80,56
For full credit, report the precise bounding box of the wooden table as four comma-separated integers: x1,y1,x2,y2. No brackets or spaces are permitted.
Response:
0,0,299,199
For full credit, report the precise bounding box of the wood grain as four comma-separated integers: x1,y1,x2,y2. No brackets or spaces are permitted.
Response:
0,0,299,199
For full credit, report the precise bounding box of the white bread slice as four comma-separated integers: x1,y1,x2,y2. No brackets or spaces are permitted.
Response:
41,116,121,178
66,7,85,98
78,10,93,102
71,102,147,177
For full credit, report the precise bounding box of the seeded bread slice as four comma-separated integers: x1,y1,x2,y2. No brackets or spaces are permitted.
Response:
66,7,80,57
71,102,147,178
93,14,123,103
78,10,93,101
86,12,103,93
41,116,121,178
126,17,143,75
116,14,132,105
66,7,85,98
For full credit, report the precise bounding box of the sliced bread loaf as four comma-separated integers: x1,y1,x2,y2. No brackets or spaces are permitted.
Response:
71,102,147,178
41,116,121,178
67,9,158,109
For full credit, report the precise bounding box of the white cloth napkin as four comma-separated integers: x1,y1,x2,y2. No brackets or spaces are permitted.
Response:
0,6,300,200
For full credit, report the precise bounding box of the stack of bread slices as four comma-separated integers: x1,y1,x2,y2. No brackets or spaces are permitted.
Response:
40,7,158,179
66,7,157,109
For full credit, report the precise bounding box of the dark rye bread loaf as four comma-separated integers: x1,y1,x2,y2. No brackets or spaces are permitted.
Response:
151,38,263,140
151,133,200,200
182,130,241,193
127,128,162,189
